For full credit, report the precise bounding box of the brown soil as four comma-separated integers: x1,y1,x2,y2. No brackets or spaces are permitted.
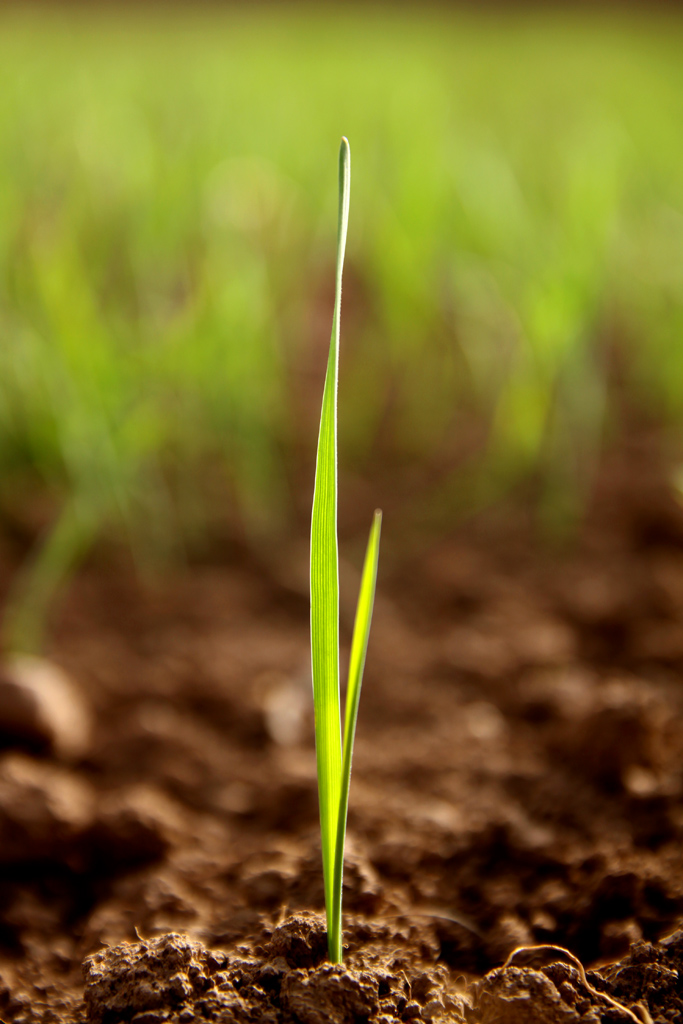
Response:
2,433,683,1024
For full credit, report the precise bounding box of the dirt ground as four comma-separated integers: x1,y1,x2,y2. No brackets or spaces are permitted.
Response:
2,430,683,1023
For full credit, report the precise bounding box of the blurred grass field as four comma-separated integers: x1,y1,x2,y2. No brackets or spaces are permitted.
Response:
1,5,683,649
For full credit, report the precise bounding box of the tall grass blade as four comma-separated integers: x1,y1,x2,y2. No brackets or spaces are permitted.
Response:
331,509,382,960
310,137,350,960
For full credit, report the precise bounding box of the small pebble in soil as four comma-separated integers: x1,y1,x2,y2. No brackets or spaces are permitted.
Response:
0,655,92,760
0,751,95,863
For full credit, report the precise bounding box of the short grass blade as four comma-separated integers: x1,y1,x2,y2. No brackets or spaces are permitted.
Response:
330,509,382,962
310,137,350,960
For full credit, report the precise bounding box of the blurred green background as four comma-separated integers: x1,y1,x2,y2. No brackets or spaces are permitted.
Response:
1,5,683,649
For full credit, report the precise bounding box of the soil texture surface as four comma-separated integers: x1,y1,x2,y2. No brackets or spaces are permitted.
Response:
2,438,683,1023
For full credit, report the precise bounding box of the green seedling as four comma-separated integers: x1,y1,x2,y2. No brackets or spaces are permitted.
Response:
310,137,382,964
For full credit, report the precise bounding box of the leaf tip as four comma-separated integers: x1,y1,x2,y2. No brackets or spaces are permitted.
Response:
339,137,350,172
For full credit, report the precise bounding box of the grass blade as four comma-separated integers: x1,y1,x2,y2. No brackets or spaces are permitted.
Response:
310,137,350,959
331,509,382,961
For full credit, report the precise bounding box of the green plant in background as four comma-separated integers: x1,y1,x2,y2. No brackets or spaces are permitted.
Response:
310,138,381,964
2,8,683,652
